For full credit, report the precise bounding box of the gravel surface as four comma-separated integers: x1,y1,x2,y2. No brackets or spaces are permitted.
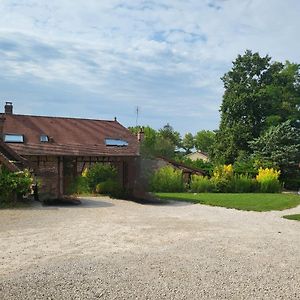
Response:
0,197,300,299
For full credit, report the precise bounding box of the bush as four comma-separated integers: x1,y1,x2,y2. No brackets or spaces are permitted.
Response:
210,164,233,192
190,175,214,193
84,163,117,192
256,167,282,193
213,164,234,180
229,175,258,193
150,166,185,192
96,179,119,194
0,168,33,204
210,177,230,193
67,176,90,195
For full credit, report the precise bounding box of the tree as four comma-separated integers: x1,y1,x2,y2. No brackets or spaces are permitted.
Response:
182,133,194,154
158,123,181,148
194,130,215,153
128,124,180,159
249,120,300,178
212,50,300,163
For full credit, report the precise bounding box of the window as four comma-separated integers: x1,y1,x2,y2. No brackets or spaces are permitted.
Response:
40,135,49,142
4,134,24,143
105,138,128,147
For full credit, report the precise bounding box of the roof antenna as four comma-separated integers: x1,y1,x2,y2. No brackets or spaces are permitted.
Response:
135,106,140,127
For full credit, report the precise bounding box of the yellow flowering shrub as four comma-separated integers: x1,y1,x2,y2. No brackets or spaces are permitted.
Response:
256,167,280,182
213,164,233,180
256,167,281,193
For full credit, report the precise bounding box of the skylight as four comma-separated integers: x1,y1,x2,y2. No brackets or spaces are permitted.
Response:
105,138,128,147
40,135,49,142
4,134,24,143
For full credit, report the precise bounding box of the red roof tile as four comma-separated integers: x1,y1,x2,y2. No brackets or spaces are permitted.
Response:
2,114,139,156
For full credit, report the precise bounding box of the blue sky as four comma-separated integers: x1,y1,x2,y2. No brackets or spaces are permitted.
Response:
0,0,299,135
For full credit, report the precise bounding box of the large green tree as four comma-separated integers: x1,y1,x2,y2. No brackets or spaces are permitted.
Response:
212,50,300,163
194,130,215,153
249,120,300,178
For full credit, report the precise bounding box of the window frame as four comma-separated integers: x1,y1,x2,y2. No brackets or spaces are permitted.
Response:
40,134,49,143
4,134,24,143
105,138,129,147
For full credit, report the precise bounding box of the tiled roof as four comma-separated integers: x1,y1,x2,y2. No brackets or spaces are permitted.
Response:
0,140,29,171
1,114,139,156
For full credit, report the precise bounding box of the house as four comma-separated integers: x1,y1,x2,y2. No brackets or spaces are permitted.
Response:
185,151,209,162
0,102,140,199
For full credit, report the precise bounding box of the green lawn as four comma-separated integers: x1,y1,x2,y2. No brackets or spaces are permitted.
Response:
282,214,300,221
155,193,300,212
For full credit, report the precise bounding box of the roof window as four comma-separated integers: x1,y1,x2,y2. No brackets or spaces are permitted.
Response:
40,135,49,142
105,138,128,147
4,134,24,143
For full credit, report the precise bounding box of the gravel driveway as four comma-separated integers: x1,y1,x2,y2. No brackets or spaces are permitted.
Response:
0,197,299,299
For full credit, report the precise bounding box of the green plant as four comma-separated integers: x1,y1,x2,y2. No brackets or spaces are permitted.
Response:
229,175,258,193
84,163,117,192
190,175,214,193
0,168,33,205
96,179,119,194
256,167,282,193
67,176,91,195
150,166,185,192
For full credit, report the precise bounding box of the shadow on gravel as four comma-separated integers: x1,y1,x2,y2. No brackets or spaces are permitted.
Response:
43,198,114,208
133,198,194,206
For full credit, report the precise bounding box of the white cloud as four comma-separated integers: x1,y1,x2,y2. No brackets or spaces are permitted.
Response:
0,0,299,133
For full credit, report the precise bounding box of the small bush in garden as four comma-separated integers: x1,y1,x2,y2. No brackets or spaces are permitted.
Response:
210,177,230,193
67,176,90,195
213,164,234,180
256,167,282,193
0,168,33,205
96,179,119,195
85,163,117,192
150,166,185,192
211,164,234,192
229,175,258,193
190,175,214,193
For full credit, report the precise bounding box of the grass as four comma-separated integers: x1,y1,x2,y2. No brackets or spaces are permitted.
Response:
155,193,300,212
282,214,300,221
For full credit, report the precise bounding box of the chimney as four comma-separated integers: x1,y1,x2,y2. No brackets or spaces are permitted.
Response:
137,127,144,142
4,102,13,114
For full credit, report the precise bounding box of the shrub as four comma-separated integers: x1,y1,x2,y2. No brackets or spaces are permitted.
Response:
150,166,185,192
229,175,258,193
84,163,117,192
190,175,214,193
213,164,234,180
95,179,119,195
256,167,282,193
0,168,33,204
67,176,91,195
210,177,231,193
210,164,234,192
